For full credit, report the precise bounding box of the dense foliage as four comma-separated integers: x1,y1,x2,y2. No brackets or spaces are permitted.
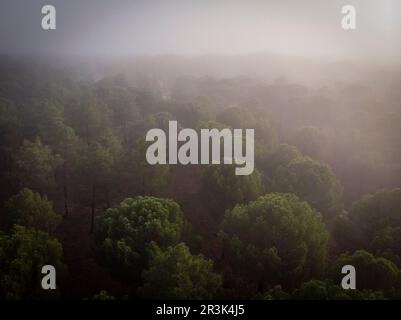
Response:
271,156,343,218
93,196,184,281
4,188,61,234
201,164,263,219
220,193,328,296
0,225,65,299
329,250,401,297
142,243,222,299
0,57,400,299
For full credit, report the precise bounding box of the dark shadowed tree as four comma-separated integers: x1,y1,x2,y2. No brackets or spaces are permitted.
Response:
141,243,222,299
118,138,171,196
329,250,401,296
334,188,401,267
14,138,62,196
220,193,328,297
350,188,401,237
93,196,184,282
4,188,61,234
290,279,385,300
258,144,302,187
75,142,114,233
0,225,65,299
271,156,343,219
201,165,263,220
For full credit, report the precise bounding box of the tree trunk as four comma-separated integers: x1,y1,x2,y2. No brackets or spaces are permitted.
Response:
90,184,95,233
105,185,111,208
63,183,69,217
63,167,69,217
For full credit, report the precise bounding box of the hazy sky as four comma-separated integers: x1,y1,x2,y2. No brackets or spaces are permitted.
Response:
0,0,400,60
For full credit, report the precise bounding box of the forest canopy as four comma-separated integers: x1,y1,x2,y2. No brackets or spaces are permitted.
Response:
0,55,400,300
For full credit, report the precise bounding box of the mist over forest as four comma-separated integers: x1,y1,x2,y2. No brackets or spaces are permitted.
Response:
1,0,401,301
